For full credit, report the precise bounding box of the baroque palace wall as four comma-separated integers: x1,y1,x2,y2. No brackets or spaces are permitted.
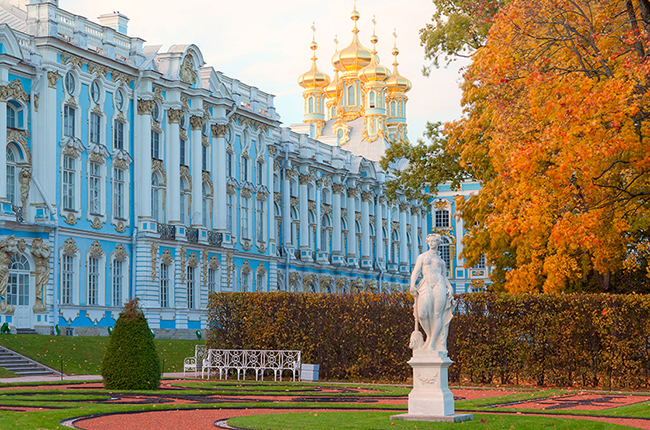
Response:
0,0,489,337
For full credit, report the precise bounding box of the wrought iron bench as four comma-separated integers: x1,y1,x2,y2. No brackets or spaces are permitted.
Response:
183,344,207,377
201,349,302,382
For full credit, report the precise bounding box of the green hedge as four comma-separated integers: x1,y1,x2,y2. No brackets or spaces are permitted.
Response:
206,292,650,387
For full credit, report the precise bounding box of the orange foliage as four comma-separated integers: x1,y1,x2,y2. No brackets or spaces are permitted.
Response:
451,0,650,292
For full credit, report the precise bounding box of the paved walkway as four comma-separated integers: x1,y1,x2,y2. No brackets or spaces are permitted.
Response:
0,372,189,384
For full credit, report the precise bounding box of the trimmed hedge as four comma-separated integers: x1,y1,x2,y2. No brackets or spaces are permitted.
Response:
206,292,650,388
101,299,161,390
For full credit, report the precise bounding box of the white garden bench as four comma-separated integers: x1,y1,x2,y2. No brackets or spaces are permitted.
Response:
201,349,302,382
183,344,207,377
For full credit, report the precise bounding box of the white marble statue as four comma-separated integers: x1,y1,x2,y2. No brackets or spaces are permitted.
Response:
409,234,455,352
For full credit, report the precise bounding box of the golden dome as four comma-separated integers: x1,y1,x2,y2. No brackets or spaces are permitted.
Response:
298,24,331,89
358,18,391,83
385,32,412,93
331,6,372,73
325,69,339,98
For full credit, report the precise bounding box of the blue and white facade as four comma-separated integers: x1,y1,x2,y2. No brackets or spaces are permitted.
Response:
0,0,488,337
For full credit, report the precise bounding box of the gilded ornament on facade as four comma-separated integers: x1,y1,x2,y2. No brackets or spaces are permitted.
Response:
179,55,198,85
341,208,348,219
64,212,77,225
434,199,449,210
190,115,206,130
63,237,78,254
19,168,30,210
226,252,233,288
361,191,373,202
187,251,199,266
289,272,301,290
113,149,133,169
91,217,102,229
30,238,50,311
267,145,277,157
256,261,266,276
0,236,18,311
181,95,190,111
63,54,84,70
290,196,299,209
335,277,348,293
137,99,155,115
113,244,128,260
208,254,219,269
114,221,126,233
61,136,85,158
167,109,183,124
364,279,377,292
212,124,228,138
15,239,26,253
47,71,61,89
392,220,399,230
369,215,375,225
8,130,32,162
161,248,174,264
242,241,251,251
303,274,317,293
180,246,187,283
113,72,132,87
151,243,159,281
399,203,410,212
153,87,164,103
88,62,108,78
241,260,252,275
0,79,28,103
89,240,104,257
347,187,359,198
308,201,316,212
332,183,346,194
202,251,208,287
355,212,361,223
88,142,110,163
321,203,332,215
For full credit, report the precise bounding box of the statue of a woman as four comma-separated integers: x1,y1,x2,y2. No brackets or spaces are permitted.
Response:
409,234,455,352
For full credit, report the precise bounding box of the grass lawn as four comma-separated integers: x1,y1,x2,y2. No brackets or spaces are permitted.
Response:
0,366,17,378
0,335,202,375
229,411,632,429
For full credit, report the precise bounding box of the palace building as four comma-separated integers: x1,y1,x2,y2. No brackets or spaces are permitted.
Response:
0,0,489,337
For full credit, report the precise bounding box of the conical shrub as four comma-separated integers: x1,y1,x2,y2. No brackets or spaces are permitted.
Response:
101,298,161,390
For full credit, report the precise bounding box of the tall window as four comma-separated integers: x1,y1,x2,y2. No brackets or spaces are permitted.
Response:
187,266,196,309
90,113,101,144
113,120,124,150
180,178,189,225
321,214,330,252
151,130,160,159
113,168,125,219
63,156,75,211
88,162,101,215
391,230,399,263
256,200,264,242
435,209,450,228
7,255,29,306
439,237,451,273
242,198,250,239
202,146,208,171
180,139,187,166
112,259,123,307
61,254,74,305
202,183,210,228
88,256,99,305
347,85,355,105
160,263,169,308
256,272,264,292
227,194,234,235
241,157,249,182
241,272,250,292
473,254,486,270
151,174,163,223
6,148,16,206
63,106,75,137
256,160,263,186
6,104,16,128
226,152,233,177
208,268,216,293
369,91,376,108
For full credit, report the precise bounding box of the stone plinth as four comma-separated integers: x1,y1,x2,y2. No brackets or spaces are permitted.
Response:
391,350,473,423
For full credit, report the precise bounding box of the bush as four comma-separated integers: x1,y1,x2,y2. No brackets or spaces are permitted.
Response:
101,298,161,390
207,292,650,388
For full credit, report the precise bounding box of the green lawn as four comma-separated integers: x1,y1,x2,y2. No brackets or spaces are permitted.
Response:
0,366,17,378
0,335,202,375
229,410,631,430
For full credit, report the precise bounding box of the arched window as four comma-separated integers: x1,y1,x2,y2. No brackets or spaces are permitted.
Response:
6,146,17,206
241,197,251,239
180,177,190,225
186,265,196,309
7,103,16,128
347,85,355,106
291,207,299,246
321,214,331,252
151,173,163,223
321,188,330,205
369,91,376,108
439,236,451,273
308,96,314,113
7,254,29,306
391,230,399,263
390,101,396,117
202,182,211,228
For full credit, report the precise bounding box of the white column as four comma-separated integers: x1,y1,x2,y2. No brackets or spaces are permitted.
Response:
283,169,292,249
332,183,343,259
399,203,408,268
411,207,418,268
387,204,393,263
190,116,205,227
213,124,228,232
0,95,7,202
376,196,384,264
267,145,276,251
347,187,357,262
421,208,428,254
137,99,153,221
299,172,309,255
361,190,371,263
315,179,322,251
166,109,182,223
42,72,59,210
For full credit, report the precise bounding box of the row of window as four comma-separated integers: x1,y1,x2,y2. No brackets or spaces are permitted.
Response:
63,106,127,151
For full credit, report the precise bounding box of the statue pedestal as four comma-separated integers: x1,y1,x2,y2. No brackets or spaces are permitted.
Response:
391,350,473,423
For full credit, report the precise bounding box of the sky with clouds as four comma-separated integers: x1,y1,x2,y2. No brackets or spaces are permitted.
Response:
64,0,468,142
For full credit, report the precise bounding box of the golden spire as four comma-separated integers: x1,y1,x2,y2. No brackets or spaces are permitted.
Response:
385,29,411,93
358,15,390,83
298,23,330,89
325,35,340,99
331,1,372,73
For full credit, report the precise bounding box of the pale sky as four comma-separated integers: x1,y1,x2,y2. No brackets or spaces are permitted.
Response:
64,0,467,143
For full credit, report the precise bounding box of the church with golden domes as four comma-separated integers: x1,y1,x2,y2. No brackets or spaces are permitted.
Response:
297,6,411,162
0,0,488,338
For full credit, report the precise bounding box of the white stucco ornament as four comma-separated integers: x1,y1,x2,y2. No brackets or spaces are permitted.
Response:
391,234,473,423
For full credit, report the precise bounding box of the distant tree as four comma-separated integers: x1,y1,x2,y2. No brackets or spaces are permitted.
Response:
101,298,161,390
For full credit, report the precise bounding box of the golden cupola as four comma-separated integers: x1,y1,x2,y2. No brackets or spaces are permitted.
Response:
299,24,329,139
331,5,372,73
358,20,391,83
385,33,412,94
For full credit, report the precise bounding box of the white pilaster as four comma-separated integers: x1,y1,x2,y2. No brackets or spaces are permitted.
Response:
136,99,153,223
167,109,181,224
213,124,228,233
331,183,343,264
360,190,372,268
400,203,408,272
190,116,204,228
411,208,419,269
298,171,311,260
347,187,357,265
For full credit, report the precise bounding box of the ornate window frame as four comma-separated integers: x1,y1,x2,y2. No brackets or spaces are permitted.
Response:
110,244,129,307
85,241,106,306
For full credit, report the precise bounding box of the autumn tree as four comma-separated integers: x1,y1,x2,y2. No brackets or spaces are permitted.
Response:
386,0,650,293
